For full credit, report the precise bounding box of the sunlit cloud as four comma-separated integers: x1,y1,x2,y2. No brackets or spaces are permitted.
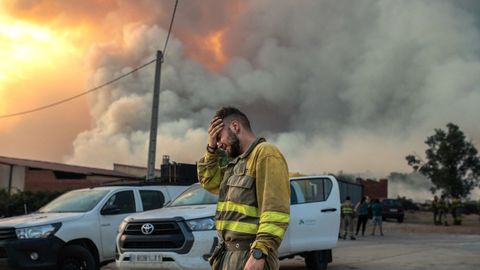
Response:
0,16,85,114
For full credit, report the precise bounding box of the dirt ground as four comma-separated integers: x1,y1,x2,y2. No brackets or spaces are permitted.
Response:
391,210,480,234
104,211,480,270
280,211,480,270
281,230,480,270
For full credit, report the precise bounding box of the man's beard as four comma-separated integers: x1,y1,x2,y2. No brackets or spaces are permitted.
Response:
226,128,241,158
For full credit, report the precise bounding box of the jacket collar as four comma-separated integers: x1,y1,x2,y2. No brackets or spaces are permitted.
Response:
229,137,266,164
240,137,266,159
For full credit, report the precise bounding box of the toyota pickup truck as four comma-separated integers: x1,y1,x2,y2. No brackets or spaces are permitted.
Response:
0,184,188,270
116,175,341,270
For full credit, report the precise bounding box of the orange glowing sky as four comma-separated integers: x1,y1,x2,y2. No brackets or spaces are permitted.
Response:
188,30,228,72
0,0,239,161
0,19,82,110
0,1,235,115
0,7,94,160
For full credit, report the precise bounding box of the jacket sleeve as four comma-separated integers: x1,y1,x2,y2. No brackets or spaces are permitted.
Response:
251,150,290,257
197,150,224,194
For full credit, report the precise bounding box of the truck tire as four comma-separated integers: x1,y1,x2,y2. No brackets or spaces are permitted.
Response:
58,244,97,270
305,251,328,270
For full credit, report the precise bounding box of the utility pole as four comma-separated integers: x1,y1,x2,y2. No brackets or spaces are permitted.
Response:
146,50,164,181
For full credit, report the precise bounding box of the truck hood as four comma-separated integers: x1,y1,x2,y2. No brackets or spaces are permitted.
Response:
0,212,85,228
126,204,216,222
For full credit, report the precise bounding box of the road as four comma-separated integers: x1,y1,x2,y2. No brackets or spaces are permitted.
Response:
280,231,480,270
104,230,480,270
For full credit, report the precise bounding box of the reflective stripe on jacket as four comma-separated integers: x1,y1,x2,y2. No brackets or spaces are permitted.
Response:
341,200,354,216
197,138,290,256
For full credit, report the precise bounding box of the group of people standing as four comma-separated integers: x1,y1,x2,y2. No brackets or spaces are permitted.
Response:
340,196,383,240
432,195,463,226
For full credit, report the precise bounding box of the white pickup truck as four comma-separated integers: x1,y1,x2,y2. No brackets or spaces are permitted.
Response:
116,175,341,270
0,184,188,270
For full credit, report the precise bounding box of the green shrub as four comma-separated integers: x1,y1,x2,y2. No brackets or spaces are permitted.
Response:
0,189,62,218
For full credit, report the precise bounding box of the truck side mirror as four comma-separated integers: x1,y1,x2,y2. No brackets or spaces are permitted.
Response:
101,204,121,215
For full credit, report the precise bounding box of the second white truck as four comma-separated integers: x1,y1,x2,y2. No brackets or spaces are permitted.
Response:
116,175,341,270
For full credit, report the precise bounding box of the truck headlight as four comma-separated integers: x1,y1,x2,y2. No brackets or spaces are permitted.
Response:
186,217,215,231
118,220,128,233
16,223,61,239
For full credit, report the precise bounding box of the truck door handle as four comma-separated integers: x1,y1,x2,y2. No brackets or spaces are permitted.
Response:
321,208,337,212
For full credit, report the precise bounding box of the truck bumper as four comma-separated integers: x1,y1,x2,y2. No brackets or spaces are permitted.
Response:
116,231,215,270
0,236,64,269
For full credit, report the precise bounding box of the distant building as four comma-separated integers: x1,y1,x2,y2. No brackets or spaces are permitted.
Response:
159,155,197,185
114,155,197,185
338,179,363,205
357,178,388,200
0,156,140,194
113,163,161,178
5,155,389,198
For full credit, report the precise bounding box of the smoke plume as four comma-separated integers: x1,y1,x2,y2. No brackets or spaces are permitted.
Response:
3,0,480,198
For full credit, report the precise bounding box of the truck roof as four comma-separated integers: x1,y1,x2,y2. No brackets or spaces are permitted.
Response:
289,175,336,180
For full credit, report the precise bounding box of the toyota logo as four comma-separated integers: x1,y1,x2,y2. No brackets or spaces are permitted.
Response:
141,223,154,235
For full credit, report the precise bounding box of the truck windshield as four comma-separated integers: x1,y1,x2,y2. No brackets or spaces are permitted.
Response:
169,184,218,206
39,189,110,213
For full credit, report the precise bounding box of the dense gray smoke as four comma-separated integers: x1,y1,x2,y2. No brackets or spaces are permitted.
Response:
56,0,480,197
387,172,434,202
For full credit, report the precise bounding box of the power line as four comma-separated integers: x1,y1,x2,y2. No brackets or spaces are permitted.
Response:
163,0,179,57
0,59,156,119
0,0,180,119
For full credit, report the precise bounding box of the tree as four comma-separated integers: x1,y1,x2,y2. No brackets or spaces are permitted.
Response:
406,123,480,199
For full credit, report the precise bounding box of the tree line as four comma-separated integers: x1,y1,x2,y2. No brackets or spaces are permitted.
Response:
0,189,62,218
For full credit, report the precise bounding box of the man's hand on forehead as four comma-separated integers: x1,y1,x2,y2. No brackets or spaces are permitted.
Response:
208,117,224,149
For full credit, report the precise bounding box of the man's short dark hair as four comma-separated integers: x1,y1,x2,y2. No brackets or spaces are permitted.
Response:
215,107,252,131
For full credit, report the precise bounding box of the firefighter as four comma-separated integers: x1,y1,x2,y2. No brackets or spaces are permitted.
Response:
341,196,356,240
451,196,463,225
432,195,439,225
198,107,290,270
438,195,449,226
478,200,480,223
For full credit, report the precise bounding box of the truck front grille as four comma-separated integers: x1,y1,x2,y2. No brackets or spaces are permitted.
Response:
119,219,193,254
124,221,180,236
0,227,16,240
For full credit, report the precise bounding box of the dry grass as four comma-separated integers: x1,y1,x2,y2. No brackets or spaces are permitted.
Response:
383,210,480,235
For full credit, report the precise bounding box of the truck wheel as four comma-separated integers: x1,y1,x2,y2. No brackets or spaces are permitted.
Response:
397,217,404,223
58,244,97,270
305,251,328,270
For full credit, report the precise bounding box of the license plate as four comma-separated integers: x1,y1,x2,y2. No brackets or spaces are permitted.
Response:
131,254,162,262
389,209,398,212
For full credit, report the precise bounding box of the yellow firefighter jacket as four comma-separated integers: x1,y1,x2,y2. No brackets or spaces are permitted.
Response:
197,138,290,256
341,200,354,217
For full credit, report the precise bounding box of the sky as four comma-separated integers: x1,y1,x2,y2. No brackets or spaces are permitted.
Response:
1,0,480,201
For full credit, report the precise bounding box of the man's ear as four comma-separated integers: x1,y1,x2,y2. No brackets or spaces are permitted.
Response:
230,120,240,134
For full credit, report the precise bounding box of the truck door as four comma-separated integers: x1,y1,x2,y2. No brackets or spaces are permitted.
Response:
285,177,340,252
99,190,137,259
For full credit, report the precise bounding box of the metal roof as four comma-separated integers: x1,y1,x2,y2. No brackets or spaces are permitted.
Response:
0,156,138,179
